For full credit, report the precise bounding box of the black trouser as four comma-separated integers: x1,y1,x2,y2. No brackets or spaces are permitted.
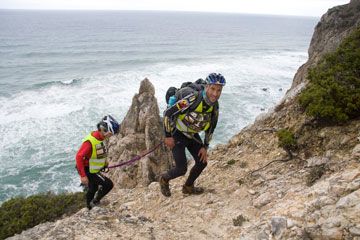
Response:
165,131,207,186
85,167,113,206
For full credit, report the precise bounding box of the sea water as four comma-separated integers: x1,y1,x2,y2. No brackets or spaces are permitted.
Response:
0,10,317,203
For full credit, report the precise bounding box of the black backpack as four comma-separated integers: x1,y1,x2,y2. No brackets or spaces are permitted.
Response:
165,79,207,105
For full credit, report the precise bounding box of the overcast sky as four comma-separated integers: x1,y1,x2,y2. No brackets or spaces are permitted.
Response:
0,0,350,17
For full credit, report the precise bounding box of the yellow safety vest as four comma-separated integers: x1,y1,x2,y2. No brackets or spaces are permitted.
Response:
176,101,213,134
83,132,107,174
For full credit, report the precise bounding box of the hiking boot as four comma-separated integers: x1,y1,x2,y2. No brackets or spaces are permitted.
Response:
182,184,204,195
159,175,171,197
92,198,100,206
87,199,100,210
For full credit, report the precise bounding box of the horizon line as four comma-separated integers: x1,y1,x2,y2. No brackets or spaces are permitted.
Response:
0,8,320,18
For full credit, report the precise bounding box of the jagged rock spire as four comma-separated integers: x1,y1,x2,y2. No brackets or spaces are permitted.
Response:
106,78,172,188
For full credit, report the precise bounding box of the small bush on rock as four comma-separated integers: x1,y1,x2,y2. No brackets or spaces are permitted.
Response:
0,192,85,240
227,159,236,165
277,129,297,156
299,27,360,124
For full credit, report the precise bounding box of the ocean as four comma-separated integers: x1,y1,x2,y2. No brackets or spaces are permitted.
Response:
0,10,317,203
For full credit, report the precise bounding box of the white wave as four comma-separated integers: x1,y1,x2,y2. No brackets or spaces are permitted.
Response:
2,184,18,191
0,50,308,202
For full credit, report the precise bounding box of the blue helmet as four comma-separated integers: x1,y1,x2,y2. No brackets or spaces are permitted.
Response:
205,73,226,86
98,115,120,134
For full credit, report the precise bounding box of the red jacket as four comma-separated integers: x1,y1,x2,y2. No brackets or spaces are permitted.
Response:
75,131,104,177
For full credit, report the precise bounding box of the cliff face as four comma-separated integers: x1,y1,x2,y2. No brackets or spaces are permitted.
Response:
8,1,360,240
286,0,360,101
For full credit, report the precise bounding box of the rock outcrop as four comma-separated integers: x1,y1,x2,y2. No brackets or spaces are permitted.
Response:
106,78,173,188
286,0,360,103
8,1,360,239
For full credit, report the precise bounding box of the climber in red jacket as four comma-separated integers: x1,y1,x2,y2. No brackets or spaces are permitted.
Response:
76,115,120,210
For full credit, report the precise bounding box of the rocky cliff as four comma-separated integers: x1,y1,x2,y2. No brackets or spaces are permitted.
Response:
8,0,360,239
283,0,360,105
106,78,173,188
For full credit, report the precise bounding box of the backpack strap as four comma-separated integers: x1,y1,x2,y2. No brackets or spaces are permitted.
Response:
189,90,203,112
175,86,203,112
204,101,219,148
163,88,202,137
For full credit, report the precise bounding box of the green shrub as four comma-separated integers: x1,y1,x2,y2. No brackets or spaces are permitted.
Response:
277,129,297,151
299,27,360,124
227,159,236,165
0,192,85,240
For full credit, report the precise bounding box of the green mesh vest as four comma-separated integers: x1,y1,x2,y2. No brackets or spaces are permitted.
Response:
83,132,107,173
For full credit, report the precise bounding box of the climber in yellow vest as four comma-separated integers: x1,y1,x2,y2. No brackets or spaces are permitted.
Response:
76,115,120,209
160,73,226,197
